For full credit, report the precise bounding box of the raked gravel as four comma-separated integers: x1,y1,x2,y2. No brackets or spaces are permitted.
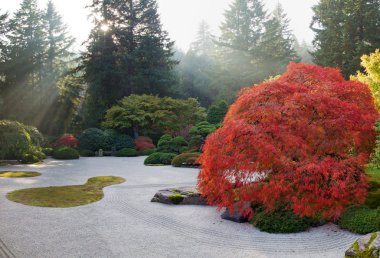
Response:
0,157,358,258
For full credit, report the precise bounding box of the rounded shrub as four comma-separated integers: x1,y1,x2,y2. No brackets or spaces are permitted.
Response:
144,152,177,165
198,63,379,221
104,129,134,151
79,149,95,157
134,136,155,152
116,148,139,157
0,120,45,162
52,147,80,160
338,206,380,234
172,153,201,167
251,209,312,233
78,128,106,151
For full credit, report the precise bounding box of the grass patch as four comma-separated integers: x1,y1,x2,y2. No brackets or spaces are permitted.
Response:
0,171,41,178
7,176,125,208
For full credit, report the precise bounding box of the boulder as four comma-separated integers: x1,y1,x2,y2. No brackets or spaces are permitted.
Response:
345,232,380,257
151,186,207,205
221,203,250,223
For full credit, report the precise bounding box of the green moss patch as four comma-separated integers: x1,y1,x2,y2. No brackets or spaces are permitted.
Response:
7,176,125,208
169,193,184,205
0,171,41,178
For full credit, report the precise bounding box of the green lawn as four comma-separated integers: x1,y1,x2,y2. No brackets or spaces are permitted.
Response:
7,176,126,208
0,171,41,178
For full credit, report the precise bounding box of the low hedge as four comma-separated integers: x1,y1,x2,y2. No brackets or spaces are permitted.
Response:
138,148,156,156
116,148,139,157
251,209,312,233
144,152,177,165
337,206,380,234
171,152,201,167
52,147,80,160
79,149,95,157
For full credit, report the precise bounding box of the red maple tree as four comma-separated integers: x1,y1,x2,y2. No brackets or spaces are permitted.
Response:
56,134,78,148
198,63,379,220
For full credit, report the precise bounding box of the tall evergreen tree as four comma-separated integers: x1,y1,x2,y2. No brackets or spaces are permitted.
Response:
257,4,299,75
311,0,380,77
1,0,47,124
39,1,77,135
83,0,177,127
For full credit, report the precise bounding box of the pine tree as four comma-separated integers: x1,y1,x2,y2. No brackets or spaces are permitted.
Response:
311,0,380,77
257,4,299,75
83,0,177,127
83,0,123,128
1,0,47,124
39,1,76,134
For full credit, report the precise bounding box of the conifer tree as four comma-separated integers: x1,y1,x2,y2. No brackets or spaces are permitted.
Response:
311,0,380,77
1,0,47,123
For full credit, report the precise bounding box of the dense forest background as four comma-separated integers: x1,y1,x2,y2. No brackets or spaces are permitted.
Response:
0,0,379,136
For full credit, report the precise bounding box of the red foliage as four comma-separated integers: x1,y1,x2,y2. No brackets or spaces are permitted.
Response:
198,63,379,220
56,134,78,148
134,136,155,151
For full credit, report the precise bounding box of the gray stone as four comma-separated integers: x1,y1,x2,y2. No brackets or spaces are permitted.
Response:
221,208,249,223
151,186,207,205
345,232,380,257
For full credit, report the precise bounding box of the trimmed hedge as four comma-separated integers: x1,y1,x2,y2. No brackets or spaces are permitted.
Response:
338,206,380,234
144,152,177,165
79,149,95,157
116,148,139,157
251,209,312,233
171,152,201,167
52,147,80,160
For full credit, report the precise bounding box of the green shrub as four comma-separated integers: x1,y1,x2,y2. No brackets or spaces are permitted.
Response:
23,125,43,146
78,128,106,151
171,152,201,167
104,129,134,150
338,206,380,234
207,100,228,124
251,209,312,233
157,135,188,154
144,152,177,165
0,120,44,162
138,148,156,156
42,148,53,156
189,121,218,138
116,148,138,157
79,149,95,157
52,147,80,160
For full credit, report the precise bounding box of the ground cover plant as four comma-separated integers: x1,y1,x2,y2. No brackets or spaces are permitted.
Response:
7,176,126,207
0,171,41,178
198,63,379,222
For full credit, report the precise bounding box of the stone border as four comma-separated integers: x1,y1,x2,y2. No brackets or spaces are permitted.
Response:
0,238,15,258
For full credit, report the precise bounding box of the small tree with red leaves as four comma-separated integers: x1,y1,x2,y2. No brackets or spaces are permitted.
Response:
198,63,379,221
56,134,78,148
134,136,155,151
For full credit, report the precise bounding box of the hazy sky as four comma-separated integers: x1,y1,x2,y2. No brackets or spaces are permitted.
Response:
2,0,319,51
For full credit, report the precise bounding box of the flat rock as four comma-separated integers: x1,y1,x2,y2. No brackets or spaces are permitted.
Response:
151,186,207,205
345,232,380,257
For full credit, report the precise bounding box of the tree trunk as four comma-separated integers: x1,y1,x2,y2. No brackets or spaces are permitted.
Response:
133,125,139,139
